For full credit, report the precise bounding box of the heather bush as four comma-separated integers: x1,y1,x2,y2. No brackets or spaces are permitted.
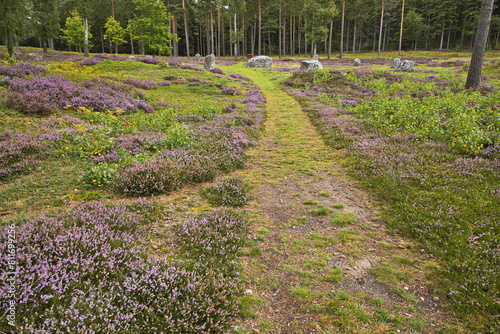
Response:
122,77,158,90
79,56,102,66
0,63,47,78
0,130,46,180
200,177,251,207
0,202,240,333
174,208,249,264
6,75,153,115
113,158,185,196
220,86,242,95
114,134,165,155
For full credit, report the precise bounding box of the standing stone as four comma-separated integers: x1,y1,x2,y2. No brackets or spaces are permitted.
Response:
353,58,361,66
194,53,202,61
396,60,415,72
300,60,323,71
391,57,401,69
204,54,215,69
312,54,319,60
27,53,43,62
246,56,273,68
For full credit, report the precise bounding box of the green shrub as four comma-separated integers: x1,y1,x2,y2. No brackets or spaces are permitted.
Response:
200,177,251,207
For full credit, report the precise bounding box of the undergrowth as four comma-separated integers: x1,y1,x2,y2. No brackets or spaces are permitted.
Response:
283,65,500,332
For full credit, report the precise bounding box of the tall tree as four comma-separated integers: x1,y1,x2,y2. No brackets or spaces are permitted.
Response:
0,0,31,56
398,0,405,55
378,0,385,55
465,0,495,89
104,16,126,54
32,0,60,53
340,0,345,59
302,0,338,57
62,10,91,52
127,0,174,56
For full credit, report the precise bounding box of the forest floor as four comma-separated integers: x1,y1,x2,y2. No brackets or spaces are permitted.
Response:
223,65,466,333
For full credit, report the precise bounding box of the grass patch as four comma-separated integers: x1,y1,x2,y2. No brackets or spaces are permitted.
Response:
331,211,357,226
309,205,330,216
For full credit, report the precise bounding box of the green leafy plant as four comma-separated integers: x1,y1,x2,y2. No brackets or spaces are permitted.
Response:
200,177,252,207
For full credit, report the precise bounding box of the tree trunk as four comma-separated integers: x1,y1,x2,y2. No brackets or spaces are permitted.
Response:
217,6,221,56
439,25,445,51
378,0,385,56
353,11,358,53
182,0,190,57
328,20,333,60
130,34,134,55
398,0,405,56
340,0,345,59
278,0,283,59
83,16,89,57
258,0,262,55
233,12,238,59
111,0,115,19
466,0,495,89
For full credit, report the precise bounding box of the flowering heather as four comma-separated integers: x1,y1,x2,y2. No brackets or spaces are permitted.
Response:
79,56,102,66
174,208,249,263
219,87,242,95
158,81,171,86
181,64,203,71
0,130,45,180
113,150,217,196
6,75,152,114
0,63,47,78
0,202,240,333
229,73,251,81
209,68,224,74
175,115,207,123
114,134,165,155
122,78,158,90
135,56,160,64
200,177,251,207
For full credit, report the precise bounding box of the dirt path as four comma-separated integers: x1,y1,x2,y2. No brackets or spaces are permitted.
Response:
229,66,459,333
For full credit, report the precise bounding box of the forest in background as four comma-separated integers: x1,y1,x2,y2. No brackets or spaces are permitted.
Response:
2,0,500,59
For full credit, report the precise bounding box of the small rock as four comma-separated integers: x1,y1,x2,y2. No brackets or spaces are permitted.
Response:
246,55,273,68
396,60,415,72
353,58,361,66
300,60,323,71
433,296,440,302
244,289,253,295
391,57,401,69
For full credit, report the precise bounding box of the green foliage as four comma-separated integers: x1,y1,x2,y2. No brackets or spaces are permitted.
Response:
331,211,357,226
323,268,344,283
239,295,264,318
354,87,500,154
127,0,173,56
62,11,92,49
165,122,193,149
309,205,330,216
301,0,338,45
200,177,252,207
83,162,116,188
313,69,331,85
104,17,126,53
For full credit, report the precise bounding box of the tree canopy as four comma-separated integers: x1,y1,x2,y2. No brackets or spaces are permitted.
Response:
1,0,499,57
